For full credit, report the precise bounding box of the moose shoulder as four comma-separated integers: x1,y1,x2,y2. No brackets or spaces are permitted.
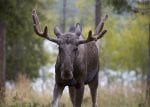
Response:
32,10,107,107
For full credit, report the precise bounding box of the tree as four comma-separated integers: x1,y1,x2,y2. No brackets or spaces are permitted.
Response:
95,0,102,52
0,22,6,102
0,0,53,80
135,0,150,105
100,12,148,71
62,0,66,32
95,0,102,28
103,0,132,14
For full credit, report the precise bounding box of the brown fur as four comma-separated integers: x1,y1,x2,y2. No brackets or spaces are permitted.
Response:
51,25,99,107
32,10,107,107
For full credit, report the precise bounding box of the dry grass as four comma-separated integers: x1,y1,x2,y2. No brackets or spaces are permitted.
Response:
98,83,146,107
4,74,50,107
1,74,147,107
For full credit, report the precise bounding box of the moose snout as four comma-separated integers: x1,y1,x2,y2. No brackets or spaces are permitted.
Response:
61,70,73,80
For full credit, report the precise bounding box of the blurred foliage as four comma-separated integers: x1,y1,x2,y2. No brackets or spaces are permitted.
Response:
0,0,55,80
100,13,148,73
72,0,149,74
102,0,133,14
0,0,148,80
75,0,94,29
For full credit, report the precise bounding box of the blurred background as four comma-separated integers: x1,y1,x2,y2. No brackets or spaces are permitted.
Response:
0,0,149,107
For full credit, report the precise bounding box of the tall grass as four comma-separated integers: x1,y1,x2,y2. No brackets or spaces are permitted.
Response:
4,75,50,107
1,74,146,107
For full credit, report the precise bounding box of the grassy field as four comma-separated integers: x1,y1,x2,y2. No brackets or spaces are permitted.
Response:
0,75,147,107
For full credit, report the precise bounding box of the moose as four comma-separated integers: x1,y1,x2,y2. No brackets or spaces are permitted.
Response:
32,10,107,107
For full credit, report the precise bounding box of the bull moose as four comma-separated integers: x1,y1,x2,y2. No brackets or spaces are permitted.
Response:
32,10,107,107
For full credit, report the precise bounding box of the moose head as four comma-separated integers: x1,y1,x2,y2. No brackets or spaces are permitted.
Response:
32,10,107,80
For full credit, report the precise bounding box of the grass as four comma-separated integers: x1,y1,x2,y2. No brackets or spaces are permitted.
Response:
1,74,147,107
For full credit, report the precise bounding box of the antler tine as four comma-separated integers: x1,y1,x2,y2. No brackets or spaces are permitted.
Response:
95,14,108,35
32,10,59,43
32,10,43,36
77,30,97,45
96,15,108,39
92,14,108,40
77,15,108,45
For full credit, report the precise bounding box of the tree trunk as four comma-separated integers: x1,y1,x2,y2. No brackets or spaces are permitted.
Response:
0,22,6,103
62,0,66,33
146,17,150,107
95,0,101,28
95,0,102,51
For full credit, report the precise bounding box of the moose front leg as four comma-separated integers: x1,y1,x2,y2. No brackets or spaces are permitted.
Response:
74,83,84,107
51,84,64,107
69,86,76,106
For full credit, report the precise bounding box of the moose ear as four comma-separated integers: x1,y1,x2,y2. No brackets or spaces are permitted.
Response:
54,26,62,37
75,23,82,36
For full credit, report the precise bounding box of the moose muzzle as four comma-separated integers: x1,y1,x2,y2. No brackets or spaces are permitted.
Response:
61,70,73,80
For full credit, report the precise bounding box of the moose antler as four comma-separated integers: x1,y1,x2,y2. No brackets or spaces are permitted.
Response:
77,15,108,45
32,10,59,43
94,14,108,39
